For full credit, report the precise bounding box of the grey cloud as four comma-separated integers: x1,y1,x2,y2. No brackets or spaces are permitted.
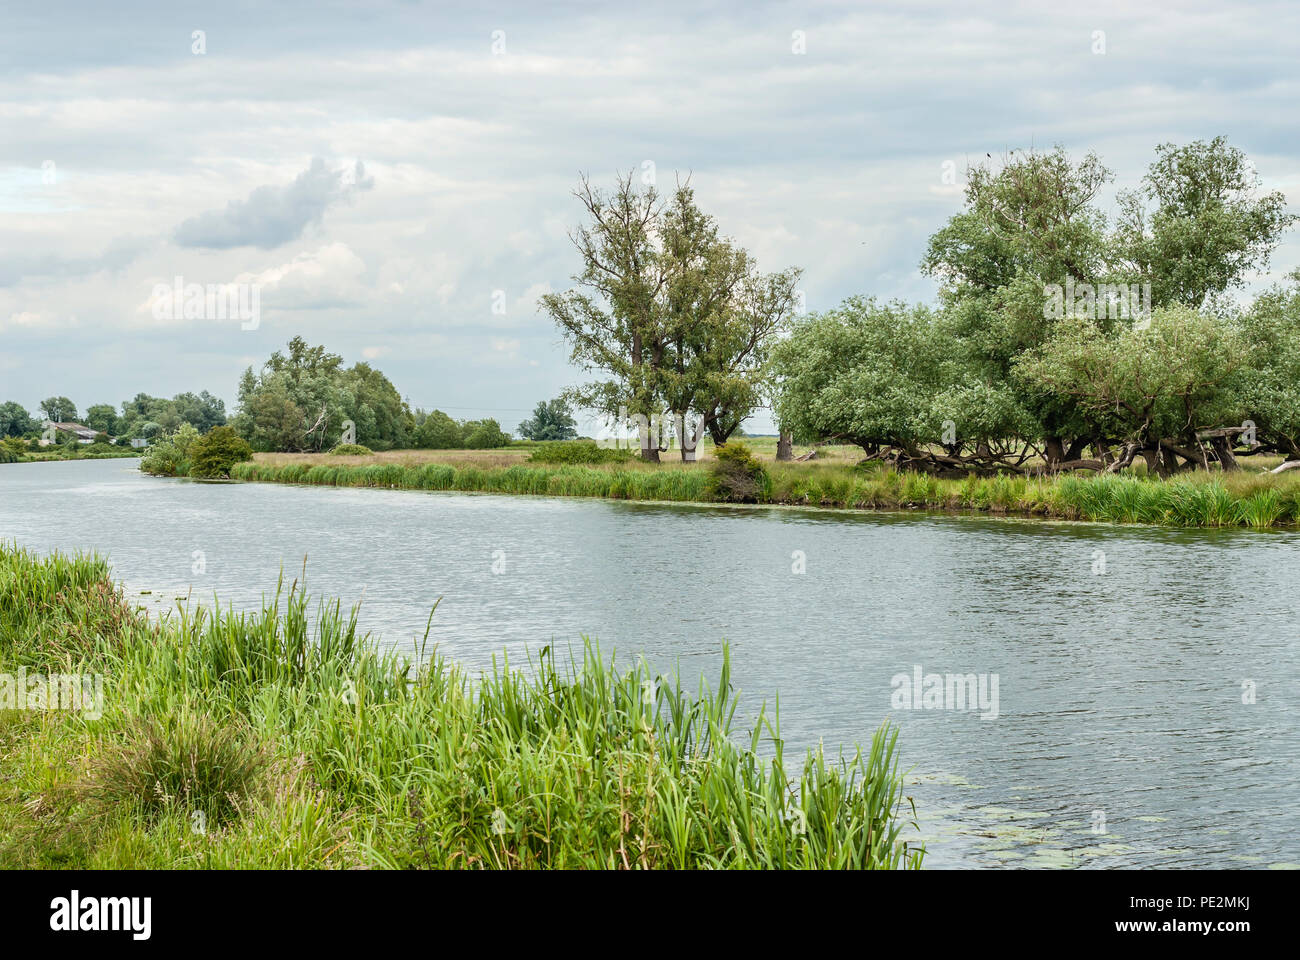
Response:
173,158,373,250
0,235,153,288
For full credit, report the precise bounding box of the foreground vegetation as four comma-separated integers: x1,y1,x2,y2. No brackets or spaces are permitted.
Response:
212,441,1300,528
0,544,922,869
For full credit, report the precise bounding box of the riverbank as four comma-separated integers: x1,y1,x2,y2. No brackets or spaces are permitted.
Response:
3,448,141,464
212,451,1300,528
0,543,922,869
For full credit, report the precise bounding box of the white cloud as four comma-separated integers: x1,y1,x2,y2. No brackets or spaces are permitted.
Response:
0,0,1296,433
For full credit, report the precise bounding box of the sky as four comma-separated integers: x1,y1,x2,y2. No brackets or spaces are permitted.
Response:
1,0,1298,435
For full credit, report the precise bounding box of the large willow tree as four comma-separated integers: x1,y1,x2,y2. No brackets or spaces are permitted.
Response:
541,174,800,460
774,138,1296,475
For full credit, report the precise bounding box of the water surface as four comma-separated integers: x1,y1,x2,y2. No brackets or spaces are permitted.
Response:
2,458,1297,868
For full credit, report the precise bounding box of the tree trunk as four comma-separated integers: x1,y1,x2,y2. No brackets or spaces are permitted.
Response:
1209,435,1239,471
776,431,793,461
638,415,659,461
678,415,703,462
1044,436,1066,469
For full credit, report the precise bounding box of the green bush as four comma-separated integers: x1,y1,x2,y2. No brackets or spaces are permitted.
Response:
188,426,254,479
139,441,188,477
414,410,463,449
528,441,634,464
83,713,271,828
329,443,373,456
706,442,770,503
462,418,513,449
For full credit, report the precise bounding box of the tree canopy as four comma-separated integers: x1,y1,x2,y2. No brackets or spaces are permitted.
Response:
232,336,411,452
774,138,1297,475
542,174,801,459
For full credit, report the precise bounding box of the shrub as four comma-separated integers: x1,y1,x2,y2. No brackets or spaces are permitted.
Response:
83,714,271,828
706,442,770,502
329,443,373,456
528,441,633,464
188,426,254,479
462,418,512,449
139,440,188,477
171,422,201,459
414,410,463,449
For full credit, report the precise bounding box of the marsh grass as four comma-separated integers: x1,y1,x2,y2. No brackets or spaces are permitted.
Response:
0,544,923,869
223,455,1300,527
82,713,272,828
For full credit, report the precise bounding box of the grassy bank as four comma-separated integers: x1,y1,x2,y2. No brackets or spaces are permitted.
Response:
0,543,923,869
221,454,1300,528
3,447,141,464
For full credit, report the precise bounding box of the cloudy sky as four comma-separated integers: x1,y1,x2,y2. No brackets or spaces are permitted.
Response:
2,0,1297,434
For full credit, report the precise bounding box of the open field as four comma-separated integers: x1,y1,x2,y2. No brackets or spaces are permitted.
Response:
0,543,922,869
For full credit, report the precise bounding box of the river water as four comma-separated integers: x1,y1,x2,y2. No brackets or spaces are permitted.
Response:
2,458,1297,868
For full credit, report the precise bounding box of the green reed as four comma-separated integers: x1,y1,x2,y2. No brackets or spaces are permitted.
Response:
0,544,922,870
224,459,1300,526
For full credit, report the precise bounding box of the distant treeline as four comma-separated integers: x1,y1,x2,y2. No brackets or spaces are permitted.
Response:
0,391,226,445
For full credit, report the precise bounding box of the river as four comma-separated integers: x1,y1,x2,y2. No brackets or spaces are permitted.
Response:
2,457,1297,868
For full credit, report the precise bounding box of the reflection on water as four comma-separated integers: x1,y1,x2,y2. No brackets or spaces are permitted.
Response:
2,458,1298,868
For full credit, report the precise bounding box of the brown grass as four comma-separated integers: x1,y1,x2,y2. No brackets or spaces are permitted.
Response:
251,438,872,470
253,441,1286,477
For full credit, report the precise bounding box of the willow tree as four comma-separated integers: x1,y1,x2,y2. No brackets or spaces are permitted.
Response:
771,297,1034,474
657,185,801,455
1116,137,1297,310
542,174,800,461
1014,305,1250,474
1237,270,1300,466
540,174,669,460
922,147,1117,468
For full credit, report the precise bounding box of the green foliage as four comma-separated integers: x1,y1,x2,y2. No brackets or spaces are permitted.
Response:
775,138,1296,467
232,337,409,452
517,398,578,441
83,404,120,436
1116,137,1298,310
118,390,226,438
413,409,462,449
706,442,770,502
188,426,254,479
223,451,1300,527
527,441,634,464
0,545,923,869
138,424,202,477
39,396,78,423
541,175,800,453
138,445,185,477
83,714,271,828
1015,305,1249,448
0,402,35,438
1236,269,1300,457
773,298,1033,457
170,423,201,459
461,418,512,449
329,443,374,456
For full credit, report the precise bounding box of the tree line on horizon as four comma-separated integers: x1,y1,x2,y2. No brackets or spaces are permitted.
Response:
0,391,227,447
